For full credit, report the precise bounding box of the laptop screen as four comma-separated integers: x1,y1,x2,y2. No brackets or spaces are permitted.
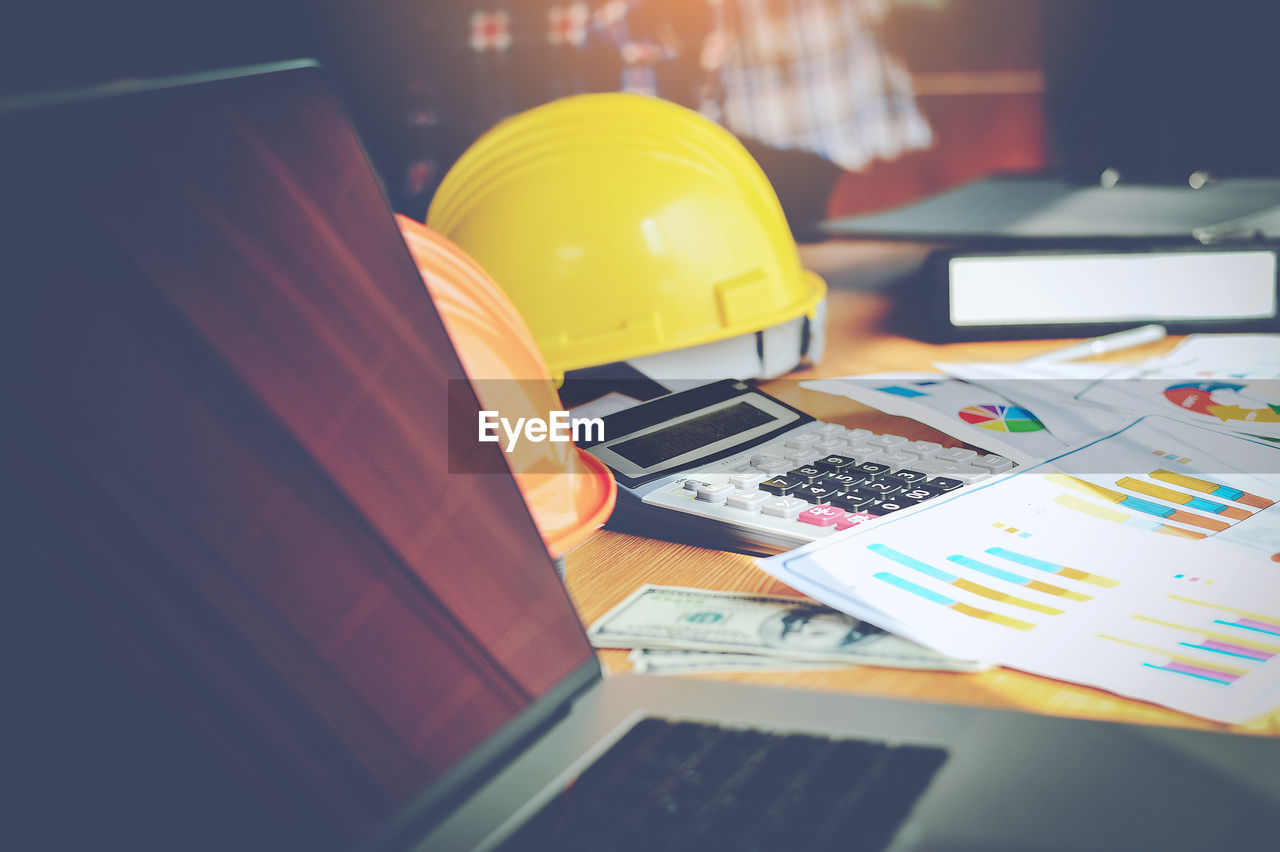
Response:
8,63,596,851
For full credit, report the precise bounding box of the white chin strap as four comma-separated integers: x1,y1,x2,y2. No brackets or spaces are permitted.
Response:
621,297,826,393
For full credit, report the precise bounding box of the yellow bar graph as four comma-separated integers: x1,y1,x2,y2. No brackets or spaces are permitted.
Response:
1168,595,1280,626
952,578,1064,615
1149,469,1274,510
953,602,1034,631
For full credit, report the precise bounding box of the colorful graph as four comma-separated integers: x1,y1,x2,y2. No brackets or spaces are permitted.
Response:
1169,594,1280,638
1046,470,1273,540
957,404,1045,433
1053,493,1205,540
1131,615,1279,663
1163,381,1280,423
983,546,1119,588
872,572,1034,631
865,543,1078,629
1099,635,1246,685
1098,596,1280,689
1149,469,1274,510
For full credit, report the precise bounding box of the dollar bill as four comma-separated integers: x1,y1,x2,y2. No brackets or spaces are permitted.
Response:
589,585,989,673
627,648,848,675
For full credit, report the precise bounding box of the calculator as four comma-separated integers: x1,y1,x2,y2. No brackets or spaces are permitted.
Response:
580,380,1014,553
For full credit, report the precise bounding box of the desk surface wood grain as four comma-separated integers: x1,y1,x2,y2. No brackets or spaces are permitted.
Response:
564,291,1280,737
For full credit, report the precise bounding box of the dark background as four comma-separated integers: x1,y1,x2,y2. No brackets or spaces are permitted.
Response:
6,0,1280,232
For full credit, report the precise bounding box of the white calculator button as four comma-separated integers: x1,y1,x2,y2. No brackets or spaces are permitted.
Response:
936,447,978,463
813,439,846,454
695,483,734,503
814,423,846,436
912,459,989,483
785,450,819,466
760,496,809,518
726,490,771,511
729,472,768,491
755,459,793,475
849,447,883,464
866,433,908,449
844,428,873,445
877,451,918,469
902,440,942,458
973,454,1015,473
785,434,821,450
682,479,707,492
751,453,783,467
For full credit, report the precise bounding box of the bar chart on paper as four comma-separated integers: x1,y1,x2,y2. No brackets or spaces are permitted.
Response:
1098,594,1280,703
759,418,1280,721
1042,425,1280,557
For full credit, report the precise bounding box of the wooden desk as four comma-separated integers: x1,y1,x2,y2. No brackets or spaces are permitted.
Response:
564,291,1280,737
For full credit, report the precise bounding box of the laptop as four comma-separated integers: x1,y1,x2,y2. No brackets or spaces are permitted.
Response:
8,62,1280,852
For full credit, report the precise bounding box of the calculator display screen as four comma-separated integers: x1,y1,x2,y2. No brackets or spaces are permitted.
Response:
610,401,776,469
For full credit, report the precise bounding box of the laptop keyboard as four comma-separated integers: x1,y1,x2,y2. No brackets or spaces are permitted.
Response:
497,718,948,852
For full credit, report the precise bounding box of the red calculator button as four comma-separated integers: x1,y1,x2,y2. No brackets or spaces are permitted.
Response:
834,511,877,530
798,505,845,527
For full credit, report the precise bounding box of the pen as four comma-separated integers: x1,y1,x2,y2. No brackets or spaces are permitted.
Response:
1023,324,1167,364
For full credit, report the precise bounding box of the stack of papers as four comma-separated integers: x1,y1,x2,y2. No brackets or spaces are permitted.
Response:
763,335,1280,723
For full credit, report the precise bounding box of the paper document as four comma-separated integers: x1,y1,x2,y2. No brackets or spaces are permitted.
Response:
758,417,1280,723
1074,335,1280,441
802,373,1077,462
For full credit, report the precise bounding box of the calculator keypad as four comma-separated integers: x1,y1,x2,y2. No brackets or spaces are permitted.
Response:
644,424,1015,550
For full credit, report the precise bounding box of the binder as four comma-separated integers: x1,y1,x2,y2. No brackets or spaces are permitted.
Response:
820,175,1280,339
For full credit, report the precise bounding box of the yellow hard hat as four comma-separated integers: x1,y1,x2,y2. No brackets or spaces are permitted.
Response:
396,215,615,557
427,93,826,383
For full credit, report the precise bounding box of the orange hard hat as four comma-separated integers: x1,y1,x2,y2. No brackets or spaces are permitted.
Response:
396,215,615,557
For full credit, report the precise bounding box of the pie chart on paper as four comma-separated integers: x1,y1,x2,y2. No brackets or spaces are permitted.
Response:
957,404,1045,433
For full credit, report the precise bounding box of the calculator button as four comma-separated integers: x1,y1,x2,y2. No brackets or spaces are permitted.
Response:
909,459,988,482
832,488,877,511
843,428,873,445
751,453,783,467
893,469,929,484
848,448,884,465
877,451,919,468
729,472,768,491
835,510,876,530
936,447,978,464
789,465,826,482
973,454,1015,473
798,505,845,527
926,476,965,492
813,439,847,454
865,496,920,515
785,433,822,450
902,440,942,458
863,478,905,496
815,454,858,472
761,496,809,519
785,450,820,466
852,461,891,478
695,483,734,503
726,490,771,511
819,472,868,492
759,475,803,496
755,458,793,475
866,433,908,449
902,484,944,501
814,423,847,436
682,479,707,492
795,484,840,504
